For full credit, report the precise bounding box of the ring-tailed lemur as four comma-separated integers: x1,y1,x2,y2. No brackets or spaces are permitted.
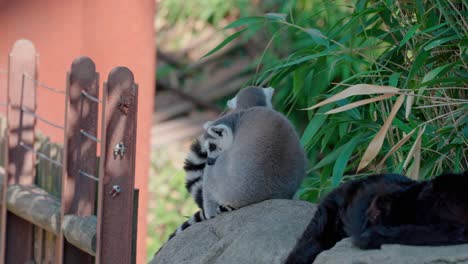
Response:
183,86,274,210
201,106,306,219
161,86,306,245
162,87,274,244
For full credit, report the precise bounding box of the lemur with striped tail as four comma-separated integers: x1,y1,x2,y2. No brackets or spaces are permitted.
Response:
163,86,306,243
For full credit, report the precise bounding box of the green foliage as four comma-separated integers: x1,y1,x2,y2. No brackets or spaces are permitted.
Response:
158,0,249,25
147,148,198,259
207,0,468,201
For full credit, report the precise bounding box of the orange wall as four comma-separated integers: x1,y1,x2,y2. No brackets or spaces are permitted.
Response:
0,0,155,263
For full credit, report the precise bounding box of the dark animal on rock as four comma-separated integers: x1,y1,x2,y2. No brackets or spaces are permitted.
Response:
285,171,468,264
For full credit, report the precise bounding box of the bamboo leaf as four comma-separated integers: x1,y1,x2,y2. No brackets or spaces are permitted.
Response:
421,64,452,84
326,93,394,114
300,104,334,146
399,24,421,47
331,136,362,187
264,13,287,21
357,94,405,171
304,28,329,47
312,143,347,170
389,72,401,87
305,84,400,110
377,127,418,169
424,35,460,51
405,50,429,88
407,137,422,180
403,125,426,171
202,28,247,58
405,92,415,120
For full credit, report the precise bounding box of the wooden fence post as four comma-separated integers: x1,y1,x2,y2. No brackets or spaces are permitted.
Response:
1,39,37,264
96,67,138,264
60,57,99,263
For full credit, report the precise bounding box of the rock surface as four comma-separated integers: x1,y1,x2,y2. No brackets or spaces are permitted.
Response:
315,238,468,264
150,199,316,264
150,199,468,264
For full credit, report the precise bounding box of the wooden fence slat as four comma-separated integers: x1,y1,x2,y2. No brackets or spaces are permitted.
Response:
60,56,99,264
33,226,44,264
0,42,140,262
96,67,138,264
2,39,37,264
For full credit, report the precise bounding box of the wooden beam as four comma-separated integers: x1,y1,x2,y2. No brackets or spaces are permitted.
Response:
0,179,97,257
62,215,96,256
6,184,60,234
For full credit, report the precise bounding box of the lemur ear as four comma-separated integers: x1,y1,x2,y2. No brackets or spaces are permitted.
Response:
210,125,226,137
207,124,232,139
203,121,213,130
227,97,237,109
263,87,275,100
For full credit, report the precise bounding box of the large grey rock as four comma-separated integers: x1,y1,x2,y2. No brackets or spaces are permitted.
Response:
150,199,316,264
151,199,468,264
315,238,468,264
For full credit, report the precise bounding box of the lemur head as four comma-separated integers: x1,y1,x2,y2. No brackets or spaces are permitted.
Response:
202,123,234,165
202,110,243,165
227,86,274,110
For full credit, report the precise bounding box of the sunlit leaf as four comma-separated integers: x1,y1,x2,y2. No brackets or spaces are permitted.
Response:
405,92,415,120
358,94,405,171
424,35,460,51
304,28,329,47
305,84,400,110
421,64,452,84
326,93,394,114
377,127,418,169
264,13,287,21
403,125,426,172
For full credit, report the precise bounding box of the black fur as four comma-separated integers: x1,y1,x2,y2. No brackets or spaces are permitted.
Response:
285,171,468,264
185,177,201,192
193,186,203,209
183,160,206,172
183,139,207,209
190,139,207,159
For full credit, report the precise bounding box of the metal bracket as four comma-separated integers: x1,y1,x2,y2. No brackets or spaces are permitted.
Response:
109,185,121,198
113,141,126,159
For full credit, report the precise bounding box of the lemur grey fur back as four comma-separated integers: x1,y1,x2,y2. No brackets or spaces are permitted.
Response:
158,86,306,250
183,86,274,210
202,106,307,218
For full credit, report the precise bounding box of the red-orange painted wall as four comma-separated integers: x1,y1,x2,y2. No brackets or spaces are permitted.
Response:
0,0,155,263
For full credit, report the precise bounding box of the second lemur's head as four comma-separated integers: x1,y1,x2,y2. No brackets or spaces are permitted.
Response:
202,111,242,165
227,86,274,110
202,122,234,166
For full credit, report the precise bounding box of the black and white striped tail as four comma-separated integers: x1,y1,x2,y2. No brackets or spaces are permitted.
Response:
167,205,235,242
169,210,207,240
183,139,207,209
154,210,207,256
156,205,237,256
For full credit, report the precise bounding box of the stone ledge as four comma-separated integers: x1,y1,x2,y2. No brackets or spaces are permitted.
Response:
151,199,468,264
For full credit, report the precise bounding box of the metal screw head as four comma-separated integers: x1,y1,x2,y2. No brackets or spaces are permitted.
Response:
113,142,126,159
110,185,121,197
